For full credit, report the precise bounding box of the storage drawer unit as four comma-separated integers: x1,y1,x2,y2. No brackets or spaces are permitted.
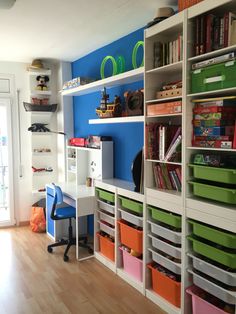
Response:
98,220,115,237
148,263,181,308
119,247,143,282
148,234,181,259
98,210,115,227
189,164,236,184
97,199,115,215
119,209,143,227
118,196,143,215
189,181,236,204
96,188,115,204
118,220,143,254
191,60,236,93
149,248,181,275
148,206,182,229
97,233,115,262
148,221,182,245
189,220,236,249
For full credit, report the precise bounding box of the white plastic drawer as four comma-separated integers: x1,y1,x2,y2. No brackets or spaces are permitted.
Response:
98,220,115,237
148,234,181,260
119,209,143,227
148,220,182,245
148,248,181,275
97,199,115,215
189,253,236,287
188,269,236,305
98,210,115,227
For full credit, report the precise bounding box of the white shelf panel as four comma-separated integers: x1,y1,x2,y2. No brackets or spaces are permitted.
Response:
146,289,181,314
94,252,116,273
146,188,183,215
28,69,51,76
67,157,76,160
187,147,236,152
188,44,236,63
31,132,52,136
67,145,101,151
187,0,233,19
146,159,182,166
146,96,182,104
146,61,183,75
32,152,52,156
32,172,53,176
89,116,144,124
61,67,144,96
187,87,236,97
145,11,184,38
117,268,144,294
146,113,182,118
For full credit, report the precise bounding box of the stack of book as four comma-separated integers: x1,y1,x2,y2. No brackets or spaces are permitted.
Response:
153,163,182,192
146,124,182,162
192,96,236,149
178,0,203,12
194,12,236,56
153,35,183,68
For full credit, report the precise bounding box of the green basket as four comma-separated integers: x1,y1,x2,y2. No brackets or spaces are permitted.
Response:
189,164,236,184
191,59,236,93
189,181,236,204
118,196,143,214
189,220,236,249
148,206,181,229
96,188,115,204
188,236,236,269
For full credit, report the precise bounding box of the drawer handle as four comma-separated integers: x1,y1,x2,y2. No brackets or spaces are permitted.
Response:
204,75,225,84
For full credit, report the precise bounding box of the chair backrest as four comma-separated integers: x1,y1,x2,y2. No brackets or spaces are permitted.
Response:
50,184,63,220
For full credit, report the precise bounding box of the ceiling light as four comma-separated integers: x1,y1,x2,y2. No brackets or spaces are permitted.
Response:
0,0,16,9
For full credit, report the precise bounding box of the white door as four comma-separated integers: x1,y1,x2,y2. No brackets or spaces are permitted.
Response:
0,98,14,226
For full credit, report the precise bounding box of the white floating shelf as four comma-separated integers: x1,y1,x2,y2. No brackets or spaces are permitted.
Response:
188,44,236,62
89,116,144,124
146,159,182,166
146,96,182,104
61,67,144,96
187,146,236,152
146,61,183,75
67,145,102,151
32,152,52,156
187,87,236,97
30,90,52,96
28,69,51,76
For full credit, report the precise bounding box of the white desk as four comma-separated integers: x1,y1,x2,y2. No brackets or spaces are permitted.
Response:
55,182,96,260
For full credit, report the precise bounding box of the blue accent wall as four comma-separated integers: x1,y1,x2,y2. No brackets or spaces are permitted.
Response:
72,28,144,182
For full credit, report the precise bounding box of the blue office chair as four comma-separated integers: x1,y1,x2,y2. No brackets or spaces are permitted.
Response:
47,184,93,262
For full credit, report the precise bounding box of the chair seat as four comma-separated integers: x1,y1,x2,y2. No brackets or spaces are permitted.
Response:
55,206,76,219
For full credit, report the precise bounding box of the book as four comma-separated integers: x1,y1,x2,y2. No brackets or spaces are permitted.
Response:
175,167,182,184
172,170,182,191
213,16,221,50
219,17,224,48
147,101,182,116
194,135,233,141
193,112,234,120
233,121,236,149
195,17,200,55
199,15,206,54
193,140,232,148
228,12,236,46
224,12,229,47
193,126,235,136
164,134,182,161
193,106,236,114
193,119,235,127
192,52,236,70
206,14,214,52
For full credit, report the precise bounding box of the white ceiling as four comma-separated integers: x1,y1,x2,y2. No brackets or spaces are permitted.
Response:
0,0,177,63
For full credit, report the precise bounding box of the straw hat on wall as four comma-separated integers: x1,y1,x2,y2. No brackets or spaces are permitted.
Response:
146,7,175,28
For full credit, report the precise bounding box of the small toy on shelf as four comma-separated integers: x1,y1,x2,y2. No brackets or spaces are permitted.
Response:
96,88,122,118
156,80,182,99
35,75,49,91
124,89,144,116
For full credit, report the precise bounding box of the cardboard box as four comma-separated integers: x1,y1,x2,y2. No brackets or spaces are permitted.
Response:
147,101,182,116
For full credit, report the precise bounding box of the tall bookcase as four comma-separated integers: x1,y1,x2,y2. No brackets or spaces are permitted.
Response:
61,1,236,312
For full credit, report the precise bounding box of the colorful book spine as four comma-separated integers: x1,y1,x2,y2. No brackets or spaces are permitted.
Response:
164,135,182,161
193,140,232,148
206,14,214,52
193,126,235,136
193,106,236,114
193,119,235,127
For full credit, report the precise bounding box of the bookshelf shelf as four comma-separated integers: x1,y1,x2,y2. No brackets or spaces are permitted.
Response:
187,146,236,152
146,61,183,75
146,113,182,118
187,87,236,97
188,44,236,62
146,96,182,104
146,159,182,166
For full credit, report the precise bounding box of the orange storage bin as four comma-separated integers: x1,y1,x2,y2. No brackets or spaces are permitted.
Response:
148,263,181,308
97,232,115,262
117,220,143,254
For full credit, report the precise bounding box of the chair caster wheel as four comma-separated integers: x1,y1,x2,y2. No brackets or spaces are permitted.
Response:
47,247,53,253
63,255,69,262
88,248,93,254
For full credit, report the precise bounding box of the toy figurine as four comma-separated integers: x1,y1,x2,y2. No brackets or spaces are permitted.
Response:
36,75,49,91
96,88,122,118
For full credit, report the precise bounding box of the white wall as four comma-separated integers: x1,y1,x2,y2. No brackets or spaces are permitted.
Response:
0,61,31,223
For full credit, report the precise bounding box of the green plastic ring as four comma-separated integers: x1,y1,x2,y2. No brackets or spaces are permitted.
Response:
100,56,117,79
132,41,144,69
116,55,125,74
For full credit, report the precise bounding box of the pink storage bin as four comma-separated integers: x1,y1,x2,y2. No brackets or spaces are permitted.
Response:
186,286,229,314
119,247,143,282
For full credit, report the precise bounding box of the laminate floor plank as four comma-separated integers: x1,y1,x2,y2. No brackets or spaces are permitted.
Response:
0,227,166,314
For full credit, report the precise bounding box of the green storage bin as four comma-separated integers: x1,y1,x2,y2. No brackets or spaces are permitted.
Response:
189,220,236,249
189,164,236,184
191,59,236,93
189,181,236,204
148,206,181,229
96,188,115,204
118,196,143,214
188,236,236,269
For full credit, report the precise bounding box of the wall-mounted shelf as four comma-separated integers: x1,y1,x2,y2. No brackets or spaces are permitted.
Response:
61,67,144,96
89,116,144,124
30,90,52,96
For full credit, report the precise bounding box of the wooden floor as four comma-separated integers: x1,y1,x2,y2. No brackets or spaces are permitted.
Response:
0,227,166,314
